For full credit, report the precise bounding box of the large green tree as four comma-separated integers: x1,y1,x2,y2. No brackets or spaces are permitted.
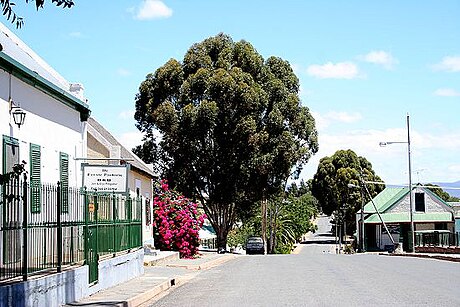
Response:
1,0,73,28
135,34,318,249
425,183,460,202
311,149,384,234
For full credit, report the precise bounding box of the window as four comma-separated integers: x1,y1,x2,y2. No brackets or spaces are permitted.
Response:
60,152,69,213
2,135,20,264
2,135,19,174
135,179,142,197
415,192,425,212
30,143,41,213
435,223,447,230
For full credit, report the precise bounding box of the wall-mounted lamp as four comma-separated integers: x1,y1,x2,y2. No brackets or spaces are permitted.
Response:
9,98,26,129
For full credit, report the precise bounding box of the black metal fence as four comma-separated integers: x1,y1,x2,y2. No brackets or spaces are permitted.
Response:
0,174,142,283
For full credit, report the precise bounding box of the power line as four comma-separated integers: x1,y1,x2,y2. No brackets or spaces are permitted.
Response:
364,181,460,190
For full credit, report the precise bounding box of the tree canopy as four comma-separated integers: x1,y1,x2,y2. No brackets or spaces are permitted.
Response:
1,0,74,28
425,183,460,202
135,33,318,248
311,149,384,234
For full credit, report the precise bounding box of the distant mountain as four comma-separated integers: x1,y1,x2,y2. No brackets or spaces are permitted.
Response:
432,181,460,199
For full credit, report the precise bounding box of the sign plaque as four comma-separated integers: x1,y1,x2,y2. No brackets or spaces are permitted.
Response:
83,164,128,193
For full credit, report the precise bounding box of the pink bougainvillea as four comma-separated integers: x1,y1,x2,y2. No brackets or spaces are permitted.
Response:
152,180,206,258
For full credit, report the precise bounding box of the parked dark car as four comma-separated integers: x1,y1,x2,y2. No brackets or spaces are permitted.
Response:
246,236,265,255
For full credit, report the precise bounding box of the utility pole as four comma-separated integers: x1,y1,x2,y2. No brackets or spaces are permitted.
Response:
407,113,415,252
338,210,342,254
379,113,415,252
335,211,338,254
360,186,365,252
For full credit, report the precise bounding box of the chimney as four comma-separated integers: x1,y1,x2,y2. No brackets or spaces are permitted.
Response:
69,83,85,101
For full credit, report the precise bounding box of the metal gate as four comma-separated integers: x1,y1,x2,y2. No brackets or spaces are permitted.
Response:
83,191,142,285
85,193,99,284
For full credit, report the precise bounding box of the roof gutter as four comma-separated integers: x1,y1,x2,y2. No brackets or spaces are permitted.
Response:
0,51,91,121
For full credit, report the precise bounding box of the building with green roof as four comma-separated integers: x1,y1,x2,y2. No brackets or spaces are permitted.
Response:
360,186,454,251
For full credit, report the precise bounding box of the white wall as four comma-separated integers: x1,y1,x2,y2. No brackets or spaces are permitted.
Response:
0,70,86,187
0,249,144,307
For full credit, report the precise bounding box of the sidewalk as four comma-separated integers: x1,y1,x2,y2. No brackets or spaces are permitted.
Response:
380,252,460,263
65,252,237,307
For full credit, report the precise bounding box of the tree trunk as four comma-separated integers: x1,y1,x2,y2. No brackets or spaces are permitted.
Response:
215,224,229,252
261,198,267,253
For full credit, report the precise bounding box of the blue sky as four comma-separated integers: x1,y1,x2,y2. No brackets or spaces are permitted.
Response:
3,0,460,184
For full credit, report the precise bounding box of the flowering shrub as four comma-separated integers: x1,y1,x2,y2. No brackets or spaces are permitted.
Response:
152,180,206,258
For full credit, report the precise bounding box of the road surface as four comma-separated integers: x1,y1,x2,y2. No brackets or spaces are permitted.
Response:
149,217,460,306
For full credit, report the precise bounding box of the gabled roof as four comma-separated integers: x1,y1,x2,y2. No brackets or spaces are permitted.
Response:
363,186,454,224
0,22,90,120
87,117,156,178
363,187,407,213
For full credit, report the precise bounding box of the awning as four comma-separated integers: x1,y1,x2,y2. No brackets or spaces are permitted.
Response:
364,212,453,224
199,225,216,240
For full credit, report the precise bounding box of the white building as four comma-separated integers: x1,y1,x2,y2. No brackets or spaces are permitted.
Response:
0,22,90,187
0,23,144,306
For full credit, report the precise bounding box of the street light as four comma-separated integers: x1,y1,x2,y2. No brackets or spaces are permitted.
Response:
348,183,365,253
379,113,414,252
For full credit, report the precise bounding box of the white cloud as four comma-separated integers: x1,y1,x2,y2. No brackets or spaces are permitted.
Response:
325,111,362,123
69,31,82,38
311,111,362,129
361,50,398,69
311,112,328,130
432,56,460,72
411,130,460,150
307,62,361,79
133,0,173,20
448,164,460,173
298,126,460,184
118,110,135,120
117,131,144,151
433,88,460,97
117,68,132,77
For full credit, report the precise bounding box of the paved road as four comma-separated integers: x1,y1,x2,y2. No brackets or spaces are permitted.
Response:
301,215,338,254
151,251,460,306
149,227,460,306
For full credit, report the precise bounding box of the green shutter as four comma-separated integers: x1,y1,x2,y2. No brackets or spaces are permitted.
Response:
59,152,69,213
30,144,41,213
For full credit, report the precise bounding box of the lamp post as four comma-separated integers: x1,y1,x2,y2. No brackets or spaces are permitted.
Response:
379,113,414,252
348,183,365,252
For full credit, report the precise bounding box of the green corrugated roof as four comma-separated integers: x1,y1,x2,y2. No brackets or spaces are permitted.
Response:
363,187,408,213
364,212,453,224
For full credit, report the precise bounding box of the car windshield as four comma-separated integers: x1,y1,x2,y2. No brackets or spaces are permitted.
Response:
248,237,263,244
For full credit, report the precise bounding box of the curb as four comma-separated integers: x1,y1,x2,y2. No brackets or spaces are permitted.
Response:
381,253,460,263
126,255,237,305
144,252,180,266
126,278,177,307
